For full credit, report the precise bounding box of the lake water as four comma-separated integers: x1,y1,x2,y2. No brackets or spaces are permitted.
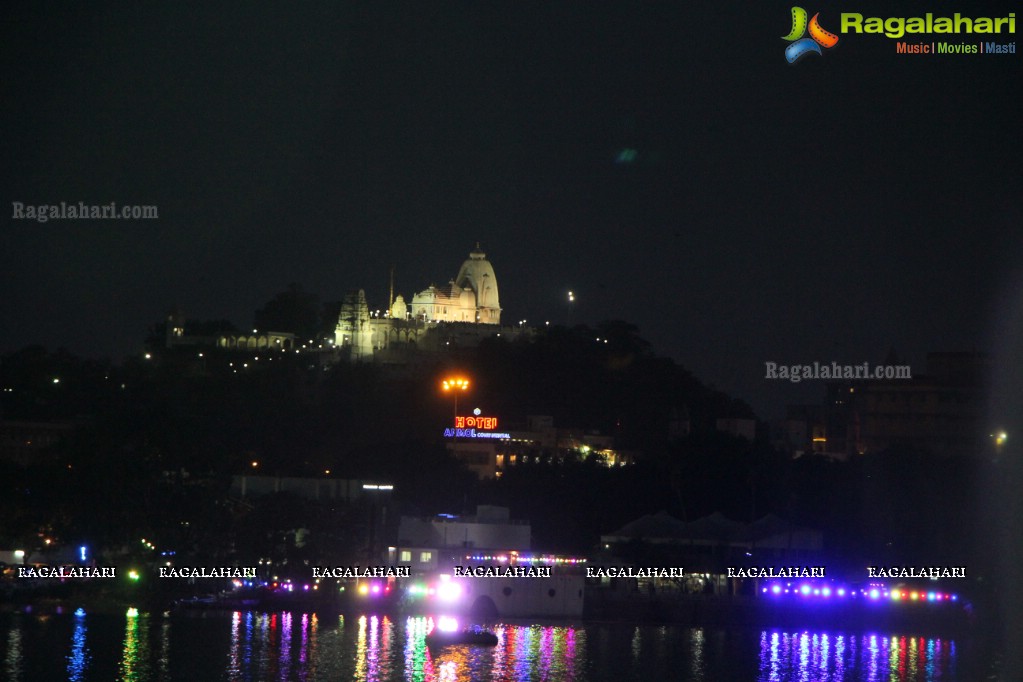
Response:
0,609,1001,681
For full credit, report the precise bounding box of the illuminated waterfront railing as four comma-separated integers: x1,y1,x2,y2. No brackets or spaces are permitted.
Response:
463,553,587,565
760,582,958,604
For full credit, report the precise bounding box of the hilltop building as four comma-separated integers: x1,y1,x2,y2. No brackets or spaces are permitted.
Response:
335,245,525,361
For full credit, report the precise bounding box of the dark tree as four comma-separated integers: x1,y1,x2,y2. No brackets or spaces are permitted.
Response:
254,283,321,340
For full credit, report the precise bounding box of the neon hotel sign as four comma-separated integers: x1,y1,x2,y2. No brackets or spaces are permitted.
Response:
443,415,510,439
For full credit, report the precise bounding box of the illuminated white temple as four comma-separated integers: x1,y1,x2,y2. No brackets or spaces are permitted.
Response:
335,245,510,360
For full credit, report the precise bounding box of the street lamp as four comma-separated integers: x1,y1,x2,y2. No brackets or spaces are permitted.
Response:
441,377,470,427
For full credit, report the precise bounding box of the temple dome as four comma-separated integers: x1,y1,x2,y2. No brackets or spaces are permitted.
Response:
455,244,501,324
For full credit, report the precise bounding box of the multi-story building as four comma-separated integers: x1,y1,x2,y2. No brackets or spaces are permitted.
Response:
782,352,990,458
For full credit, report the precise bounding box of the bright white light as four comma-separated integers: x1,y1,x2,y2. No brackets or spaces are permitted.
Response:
437,616,459,632
437,578,461,602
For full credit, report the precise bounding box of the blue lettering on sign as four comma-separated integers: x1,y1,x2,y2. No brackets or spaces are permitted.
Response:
441,429,512,439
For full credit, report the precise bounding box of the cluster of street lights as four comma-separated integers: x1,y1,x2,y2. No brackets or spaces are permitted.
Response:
441,376,470,424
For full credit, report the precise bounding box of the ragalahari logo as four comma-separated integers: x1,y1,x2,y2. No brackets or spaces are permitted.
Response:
783,7,839,63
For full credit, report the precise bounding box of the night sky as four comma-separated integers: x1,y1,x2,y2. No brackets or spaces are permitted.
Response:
2,1,1019,418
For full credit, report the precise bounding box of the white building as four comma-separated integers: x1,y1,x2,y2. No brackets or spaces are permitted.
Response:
335,245,512,360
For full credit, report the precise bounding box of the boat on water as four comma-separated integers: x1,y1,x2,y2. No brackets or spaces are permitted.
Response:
425,617,498,647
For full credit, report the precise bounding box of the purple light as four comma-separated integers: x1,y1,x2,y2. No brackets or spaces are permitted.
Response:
762,587,767,593
371,584,381,594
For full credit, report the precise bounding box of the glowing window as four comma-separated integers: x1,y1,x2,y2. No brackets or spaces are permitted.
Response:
400,550,411,562
419,551,432,563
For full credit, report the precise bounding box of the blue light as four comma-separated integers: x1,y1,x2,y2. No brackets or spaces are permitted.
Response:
771,585,782,595
800,585,811,596
79,546,87,562
869,589,880,599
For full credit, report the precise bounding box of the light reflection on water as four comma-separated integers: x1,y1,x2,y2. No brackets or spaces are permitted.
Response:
757,629,957,681
0,609,983,681
66,611,88,682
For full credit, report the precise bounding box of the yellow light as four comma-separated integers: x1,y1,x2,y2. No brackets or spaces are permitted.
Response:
441,377,470,392
358,584,369,595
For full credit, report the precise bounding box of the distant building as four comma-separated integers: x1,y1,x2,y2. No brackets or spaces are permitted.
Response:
493,415,635,474
336,245,525,361
164,308,297,352
850,352,989,456
411,246,501,325
442,414,633,479
447,441,500,480
781,352,990,458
